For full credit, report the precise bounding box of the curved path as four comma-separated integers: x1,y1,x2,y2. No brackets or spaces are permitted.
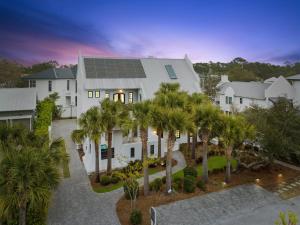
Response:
47,119,186,225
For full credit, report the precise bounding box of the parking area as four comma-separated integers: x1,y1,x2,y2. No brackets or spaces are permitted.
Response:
155,184,300,225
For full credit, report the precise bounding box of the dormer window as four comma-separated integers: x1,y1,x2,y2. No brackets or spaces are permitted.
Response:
165,65,177,79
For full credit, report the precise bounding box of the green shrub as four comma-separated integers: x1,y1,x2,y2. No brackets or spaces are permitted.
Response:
150,178,162,192
173,177,183,190
183,175,196,193
124,180,139,200
111,175,120,184
162,176,166,184
130,209,142,225
196,180,206,191
100,175,111,186
183,166,197,178
172,182,179,191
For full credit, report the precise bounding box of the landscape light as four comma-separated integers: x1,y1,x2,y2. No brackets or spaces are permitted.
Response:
222,182,226,187
255,178,260,183
278,174,283,177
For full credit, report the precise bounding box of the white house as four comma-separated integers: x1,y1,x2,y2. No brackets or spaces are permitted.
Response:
216,75,295,113
76,55,201,173
22,67,77,118
286,74,300,106
0,88,36,130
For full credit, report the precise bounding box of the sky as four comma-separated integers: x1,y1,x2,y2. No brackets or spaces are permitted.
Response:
0,0,299,65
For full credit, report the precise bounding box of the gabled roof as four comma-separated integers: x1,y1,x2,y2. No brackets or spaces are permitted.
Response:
286,74,300,81
81,56,201,99
218,82,271,100
0,88,36,112
22,67,77,80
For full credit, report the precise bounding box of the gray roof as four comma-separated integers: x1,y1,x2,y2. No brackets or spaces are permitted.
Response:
22,67,76,80
218,82,271,99
0,88,36,112
84,58,146,79
286,74,300,81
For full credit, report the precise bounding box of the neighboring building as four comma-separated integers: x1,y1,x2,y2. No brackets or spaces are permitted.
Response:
216,75,295,113
76,55,201,173
0,88,36,130
22,67,77,118
286,74,300,106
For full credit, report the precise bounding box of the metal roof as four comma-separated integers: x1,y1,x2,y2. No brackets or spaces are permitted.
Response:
286,74,300,81
0,88,36,112
218,82,271,100
84,58,146,79
22,67,76,80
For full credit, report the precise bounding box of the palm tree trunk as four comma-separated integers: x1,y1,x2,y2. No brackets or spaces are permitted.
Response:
187,132,190,152
192,132,197,160
107,130,112,175
166,131,175,193
202,133,209,183
94,139,100,182
141,128,149,196
225,146,233,183
19,203,26,225
157,129,162,158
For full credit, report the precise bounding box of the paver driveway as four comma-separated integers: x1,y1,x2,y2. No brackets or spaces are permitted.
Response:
155,184,300,225
47,119,123,225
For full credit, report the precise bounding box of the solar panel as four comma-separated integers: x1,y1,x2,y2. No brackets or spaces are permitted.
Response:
84,58,146,79
165,65,177,79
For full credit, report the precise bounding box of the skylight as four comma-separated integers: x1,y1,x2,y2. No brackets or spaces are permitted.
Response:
165,65,177,79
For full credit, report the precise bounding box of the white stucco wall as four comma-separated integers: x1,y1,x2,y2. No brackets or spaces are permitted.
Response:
291,81,300,106
35,79,77,118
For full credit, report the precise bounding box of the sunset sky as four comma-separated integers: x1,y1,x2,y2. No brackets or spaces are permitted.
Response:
0,0,299,65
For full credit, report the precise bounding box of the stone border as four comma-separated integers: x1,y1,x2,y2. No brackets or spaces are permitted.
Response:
274,160,300,171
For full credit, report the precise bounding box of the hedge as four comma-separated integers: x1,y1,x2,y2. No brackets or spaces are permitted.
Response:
34,99,55,138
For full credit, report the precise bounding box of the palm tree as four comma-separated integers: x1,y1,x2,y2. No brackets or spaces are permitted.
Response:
0,144,60,225
100,98,129,175
132,100,152,196
195,102,221,183
151,107,164,158
219,115,252,183
185,93,209,161
79,106,103,182
154,83,193,193
71,129,85,148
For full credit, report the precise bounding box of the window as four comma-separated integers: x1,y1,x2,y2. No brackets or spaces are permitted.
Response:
88,91,93,98
67,80,70,91
95,91,100,98
226,96,229,104
165,65,177,79
130,147,135,158
75,80,77,93
101,148,115,160
105,92,110,99
229,97,232,104
48,80,52,92
150,145,155,155
240,98,243,104
89,143,91,154
29,80,36,88
113,93,125,103
75,96,77,106
66,96,71,106
175,130,180,139
128,92,133,103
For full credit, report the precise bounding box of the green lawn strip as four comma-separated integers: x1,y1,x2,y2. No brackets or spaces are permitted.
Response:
93,181,124,193
63,161,70,178
172,156,237,179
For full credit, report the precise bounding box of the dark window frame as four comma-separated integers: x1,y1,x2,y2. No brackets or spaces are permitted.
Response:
67,80,70,91
95,90,100,98
128,92,133,103
175,130,180,139
130,147,135,158
150,145,155,155
88,91,93,98
240,97,243,104
48,80,52,92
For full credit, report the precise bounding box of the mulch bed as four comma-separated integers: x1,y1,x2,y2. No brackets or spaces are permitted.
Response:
116,164,300,225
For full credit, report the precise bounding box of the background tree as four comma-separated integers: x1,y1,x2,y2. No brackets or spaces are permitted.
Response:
79,106,103,182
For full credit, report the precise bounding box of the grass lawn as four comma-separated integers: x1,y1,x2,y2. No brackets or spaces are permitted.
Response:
62,142,70,178
172,156,238,179
92,181,124,193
